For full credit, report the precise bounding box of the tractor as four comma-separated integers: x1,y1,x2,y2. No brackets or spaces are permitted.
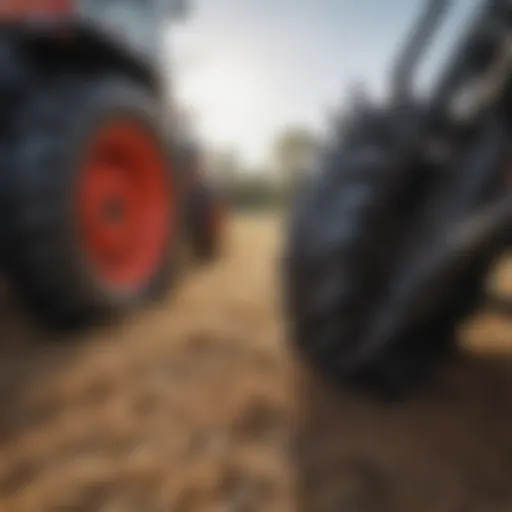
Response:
0,0,225,329
284,0,512,399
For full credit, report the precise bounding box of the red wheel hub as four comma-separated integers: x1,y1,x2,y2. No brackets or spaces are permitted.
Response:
78,120,173,290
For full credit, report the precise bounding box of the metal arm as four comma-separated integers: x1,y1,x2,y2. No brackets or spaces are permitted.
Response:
391,0,452,102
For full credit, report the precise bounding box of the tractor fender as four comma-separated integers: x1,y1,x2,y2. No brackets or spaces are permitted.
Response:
3,18,161,98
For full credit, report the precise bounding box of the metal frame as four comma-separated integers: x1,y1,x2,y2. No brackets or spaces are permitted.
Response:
342,0,512,373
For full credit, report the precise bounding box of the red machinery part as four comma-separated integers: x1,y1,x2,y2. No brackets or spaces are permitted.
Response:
78,120,173,290
0,0,73,19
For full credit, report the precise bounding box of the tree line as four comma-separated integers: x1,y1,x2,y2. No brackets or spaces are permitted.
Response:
208,127,322,210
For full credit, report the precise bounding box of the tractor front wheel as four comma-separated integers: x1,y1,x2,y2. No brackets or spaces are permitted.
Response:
4,76,177,328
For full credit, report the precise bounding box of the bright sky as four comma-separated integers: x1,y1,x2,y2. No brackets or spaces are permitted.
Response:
167,0,478,167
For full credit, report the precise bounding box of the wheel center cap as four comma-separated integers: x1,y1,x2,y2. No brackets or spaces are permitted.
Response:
103,197,125,225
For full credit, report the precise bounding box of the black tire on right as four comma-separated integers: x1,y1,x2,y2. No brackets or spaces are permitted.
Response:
283,128,492,399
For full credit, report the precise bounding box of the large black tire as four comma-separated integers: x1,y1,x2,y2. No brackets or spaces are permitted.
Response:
3,75,178,329
283,112,493,399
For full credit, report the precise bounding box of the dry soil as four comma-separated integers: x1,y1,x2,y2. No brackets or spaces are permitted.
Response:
0,214,510,512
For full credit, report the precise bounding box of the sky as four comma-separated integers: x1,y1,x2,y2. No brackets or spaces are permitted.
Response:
166,0,479,168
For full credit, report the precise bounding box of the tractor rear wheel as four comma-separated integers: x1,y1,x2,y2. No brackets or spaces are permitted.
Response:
4,76,177,328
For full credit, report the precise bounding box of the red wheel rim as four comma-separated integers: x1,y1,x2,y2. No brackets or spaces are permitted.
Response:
78,120,172,290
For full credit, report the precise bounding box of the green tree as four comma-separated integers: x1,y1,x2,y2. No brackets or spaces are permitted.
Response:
210,150,242,187
234,173,277,209
273,127,320,193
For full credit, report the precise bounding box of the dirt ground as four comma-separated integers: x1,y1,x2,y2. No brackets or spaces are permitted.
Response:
0,214,511,512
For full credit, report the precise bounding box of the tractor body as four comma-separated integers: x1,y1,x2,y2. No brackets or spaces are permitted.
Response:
0,0,179,126
0,0,225,328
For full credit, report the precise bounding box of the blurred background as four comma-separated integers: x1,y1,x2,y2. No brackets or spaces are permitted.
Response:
168,0,479,209
0,1,511,511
